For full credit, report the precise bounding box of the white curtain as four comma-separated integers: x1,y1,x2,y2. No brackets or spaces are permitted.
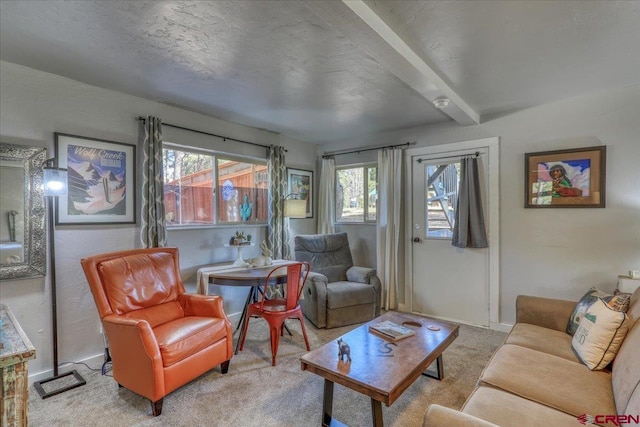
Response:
376,148,403,310
317,157,336,234
140,116,167,248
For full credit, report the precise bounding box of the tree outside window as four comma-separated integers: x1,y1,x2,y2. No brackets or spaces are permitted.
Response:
336,164,377,223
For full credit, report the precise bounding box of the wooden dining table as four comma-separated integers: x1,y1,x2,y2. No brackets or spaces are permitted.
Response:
196,259,300,354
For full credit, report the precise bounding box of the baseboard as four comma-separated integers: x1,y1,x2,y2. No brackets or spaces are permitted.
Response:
228,311,242,328
29,311,245,382
29,353,105,382
490,322,513,333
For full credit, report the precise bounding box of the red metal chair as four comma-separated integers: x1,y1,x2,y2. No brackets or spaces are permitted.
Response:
239,262,311,366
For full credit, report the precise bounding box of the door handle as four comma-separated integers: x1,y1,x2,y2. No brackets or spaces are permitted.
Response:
413,237,421,243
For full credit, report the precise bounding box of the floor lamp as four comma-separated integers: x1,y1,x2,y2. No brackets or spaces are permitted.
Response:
283,193,307,230
33,159,86,399
284,194,307,219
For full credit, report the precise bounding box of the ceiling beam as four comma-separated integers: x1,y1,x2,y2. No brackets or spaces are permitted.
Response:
305,0,480,125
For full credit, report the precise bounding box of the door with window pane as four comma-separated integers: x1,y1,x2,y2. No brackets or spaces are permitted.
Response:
410,153,490,327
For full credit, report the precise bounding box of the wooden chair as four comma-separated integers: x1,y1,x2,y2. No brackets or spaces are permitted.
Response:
239,262,311,366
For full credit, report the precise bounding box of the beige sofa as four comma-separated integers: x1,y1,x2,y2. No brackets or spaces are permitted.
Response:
424,287,640,427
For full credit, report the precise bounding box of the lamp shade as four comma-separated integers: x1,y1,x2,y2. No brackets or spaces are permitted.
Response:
43,167,68,197
284,199,306,218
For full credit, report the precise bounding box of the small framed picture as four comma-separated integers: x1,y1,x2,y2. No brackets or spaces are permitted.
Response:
287,168,313,218
524,145,606,208
55,133,136,224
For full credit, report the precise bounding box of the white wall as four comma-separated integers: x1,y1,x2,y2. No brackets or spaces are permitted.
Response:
320,85,640,326
0,61,317,378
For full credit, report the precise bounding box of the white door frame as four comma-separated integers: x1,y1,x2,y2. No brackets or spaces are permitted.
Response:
402,137,502,330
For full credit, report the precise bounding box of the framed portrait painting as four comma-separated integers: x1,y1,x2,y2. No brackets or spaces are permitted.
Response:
55,133,136,224
525,145,606,208
287,168,313,217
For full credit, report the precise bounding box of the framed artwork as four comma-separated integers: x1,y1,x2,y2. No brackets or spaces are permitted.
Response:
55,133,136,224
287,168,313,218
525,145,606,208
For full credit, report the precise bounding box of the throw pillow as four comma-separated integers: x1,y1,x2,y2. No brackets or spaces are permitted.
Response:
572,298,630,370
566,288,631,336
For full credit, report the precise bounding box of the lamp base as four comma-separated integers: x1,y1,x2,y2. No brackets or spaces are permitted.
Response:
33,370,86,399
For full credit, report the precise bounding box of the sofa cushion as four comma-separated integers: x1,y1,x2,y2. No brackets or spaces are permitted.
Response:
625,286,640,323
623,386,640,422
326,281,375,309
572,298,630,370
154,316,228,367
462,386,578,427
504,323,580,363
479,344,616,418
423,404,500,427
566,288,630,335
612,320,640,414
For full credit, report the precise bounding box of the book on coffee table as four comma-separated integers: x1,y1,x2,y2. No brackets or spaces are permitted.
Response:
368,320,416,341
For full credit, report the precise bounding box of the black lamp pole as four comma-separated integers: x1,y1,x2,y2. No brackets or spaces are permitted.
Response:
34,162,86,399
49,195,59,377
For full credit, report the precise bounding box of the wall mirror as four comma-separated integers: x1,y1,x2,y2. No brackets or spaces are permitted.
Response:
0,143,47,280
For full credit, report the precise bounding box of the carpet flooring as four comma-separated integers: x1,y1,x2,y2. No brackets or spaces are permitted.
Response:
28,314,506,427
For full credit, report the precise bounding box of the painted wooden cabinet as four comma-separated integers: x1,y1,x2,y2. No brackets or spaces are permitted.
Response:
0,304,36,427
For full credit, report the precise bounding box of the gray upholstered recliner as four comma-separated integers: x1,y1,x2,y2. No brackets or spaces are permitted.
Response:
294,233,381,328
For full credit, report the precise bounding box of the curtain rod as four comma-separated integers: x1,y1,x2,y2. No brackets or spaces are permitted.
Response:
322,141,415,159
136,116,286,152
416,151,480,163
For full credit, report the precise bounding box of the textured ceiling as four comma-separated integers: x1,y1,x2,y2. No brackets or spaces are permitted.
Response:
1,1,639,145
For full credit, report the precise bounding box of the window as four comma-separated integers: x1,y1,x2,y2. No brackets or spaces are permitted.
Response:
425,161,460,239
336,164,377,223
162,144,267,226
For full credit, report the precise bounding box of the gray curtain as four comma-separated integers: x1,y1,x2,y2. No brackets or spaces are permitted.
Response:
452,156,488,248
267,145,290,259
140,116,167,248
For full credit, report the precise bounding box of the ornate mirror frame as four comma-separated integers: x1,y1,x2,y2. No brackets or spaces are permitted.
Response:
0,143,47,280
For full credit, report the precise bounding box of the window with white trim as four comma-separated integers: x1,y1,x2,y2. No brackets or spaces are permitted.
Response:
162,144,267,226
335,164,377,223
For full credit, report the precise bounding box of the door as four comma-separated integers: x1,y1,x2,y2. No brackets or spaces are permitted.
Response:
408,140,497,327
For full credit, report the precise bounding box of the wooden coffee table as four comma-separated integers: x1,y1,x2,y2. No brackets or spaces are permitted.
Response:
300,311,459,427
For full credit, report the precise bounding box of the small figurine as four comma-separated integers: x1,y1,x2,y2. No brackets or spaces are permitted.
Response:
233,231,249,245
260,240,272,257
260,240,273,265
337,338,351,362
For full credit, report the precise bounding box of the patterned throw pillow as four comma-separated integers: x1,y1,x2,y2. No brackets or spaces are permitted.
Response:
566,288,631,336
572,298,630,370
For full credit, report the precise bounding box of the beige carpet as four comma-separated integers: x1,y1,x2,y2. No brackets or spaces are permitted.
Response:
28,315,506,427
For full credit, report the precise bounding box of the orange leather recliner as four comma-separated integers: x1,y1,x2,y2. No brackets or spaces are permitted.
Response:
81,247,233,416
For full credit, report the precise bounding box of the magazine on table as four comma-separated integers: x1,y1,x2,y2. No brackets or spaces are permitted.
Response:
368,320,416,341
